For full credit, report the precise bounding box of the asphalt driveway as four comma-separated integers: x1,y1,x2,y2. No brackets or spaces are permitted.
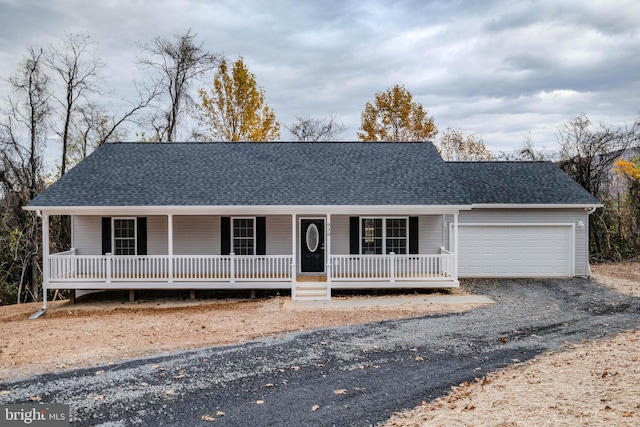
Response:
1,278,639,426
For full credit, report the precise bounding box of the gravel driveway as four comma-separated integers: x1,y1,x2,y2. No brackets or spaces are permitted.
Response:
2,278,639,426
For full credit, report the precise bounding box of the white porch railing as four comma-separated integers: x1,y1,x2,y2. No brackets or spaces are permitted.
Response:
48,252,293,283
48,252,455,285
330,251,456,282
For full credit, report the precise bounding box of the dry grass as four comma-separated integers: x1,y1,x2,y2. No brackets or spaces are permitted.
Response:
383,262,640,427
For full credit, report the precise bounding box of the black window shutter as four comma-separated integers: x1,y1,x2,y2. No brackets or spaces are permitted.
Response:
101,217,112,255
221,217,231,255
409,216,419,254
256,217,266,255
349,217,360,254
137,217,147,255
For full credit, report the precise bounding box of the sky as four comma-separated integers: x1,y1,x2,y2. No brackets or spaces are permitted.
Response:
0,0,639,155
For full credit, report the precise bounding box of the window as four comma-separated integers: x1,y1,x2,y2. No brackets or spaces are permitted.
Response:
233,218,255,255
113,218,136,255
361,217,407,254
361,218,383,254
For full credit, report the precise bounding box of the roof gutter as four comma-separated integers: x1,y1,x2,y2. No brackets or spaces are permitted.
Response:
23,204,474,216
471,203,603,209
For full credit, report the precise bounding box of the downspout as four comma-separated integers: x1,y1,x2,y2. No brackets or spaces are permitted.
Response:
585,206,597,277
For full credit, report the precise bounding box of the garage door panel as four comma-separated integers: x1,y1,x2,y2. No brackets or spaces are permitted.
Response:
458,225,573,278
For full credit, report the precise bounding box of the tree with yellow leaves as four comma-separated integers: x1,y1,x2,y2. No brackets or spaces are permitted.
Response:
191,57,280,141
614,157,640,180
613,155,640,256
358,85,437,142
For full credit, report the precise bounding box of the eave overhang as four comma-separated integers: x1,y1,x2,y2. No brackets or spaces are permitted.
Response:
24,204,473,216
471,203,603,209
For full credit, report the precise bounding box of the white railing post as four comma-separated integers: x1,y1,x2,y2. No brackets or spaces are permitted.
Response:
291,214,297,299
326,214,332,300
453,213,459,281
106,252,112,283
390,252,395,282
230,252,235,283
168,214,174,283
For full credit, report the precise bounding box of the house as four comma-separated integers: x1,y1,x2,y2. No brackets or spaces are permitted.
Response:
25,142,601,306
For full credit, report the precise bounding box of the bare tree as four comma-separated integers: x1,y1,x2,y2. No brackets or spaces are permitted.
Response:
137,29,219,141
67,102,127,165
286,114,346,141
557,113,639,260
557,113,637,198
0,47,51,303
45,33,104,176
438,126,494,161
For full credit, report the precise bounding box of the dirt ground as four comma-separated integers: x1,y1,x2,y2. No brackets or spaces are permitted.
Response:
0,287,480,381
384,262,640,427
1,263,638,427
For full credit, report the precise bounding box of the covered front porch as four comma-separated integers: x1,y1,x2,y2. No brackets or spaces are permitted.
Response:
39,208,461,304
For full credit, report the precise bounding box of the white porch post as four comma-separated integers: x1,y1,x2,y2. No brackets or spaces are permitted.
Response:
291,214,297,298
453,212,459,281
168,214,174,283
41,213,49,309
326,213,331,300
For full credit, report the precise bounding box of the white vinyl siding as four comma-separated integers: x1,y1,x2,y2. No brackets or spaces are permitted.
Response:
331,216,350,255
146,216,167,255
266,215,292,255
72,216,102,255
419,215,443,255
72,215,293,256
173,215,218,255
72,213,447,258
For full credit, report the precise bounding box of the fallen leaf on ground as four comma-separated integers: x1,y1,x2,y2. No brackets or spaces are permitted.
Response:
201,414,215,422
29,396,41,401
0,390,9,396
256,400,264,404
334,389,348,395
264,383,274,387
415,356,424,361
311,405,320,411
165,389,174,395
94,395,105,401
216,411,225,416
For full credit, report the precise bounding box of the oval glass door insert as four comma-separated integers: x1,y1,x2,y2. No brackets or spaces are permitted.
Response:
306,223,320,253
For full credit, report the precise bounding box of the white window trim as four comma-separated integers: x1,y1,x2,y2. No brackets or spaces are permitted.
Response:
112,217,137,256
360,216,409,255
231,216,256,256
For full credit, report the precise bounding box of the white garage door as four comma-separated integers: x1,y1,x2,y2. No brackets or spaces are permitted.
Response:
457,224,574,278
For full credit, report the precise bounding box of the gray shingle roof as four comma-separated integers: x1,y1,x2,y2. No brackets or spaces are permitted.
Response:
29,142,471,207
447,161,600,205
28,142,600,208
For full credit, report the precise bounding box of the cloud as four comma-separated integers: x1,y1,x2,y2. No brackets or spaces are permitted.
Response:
0,0,638,152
